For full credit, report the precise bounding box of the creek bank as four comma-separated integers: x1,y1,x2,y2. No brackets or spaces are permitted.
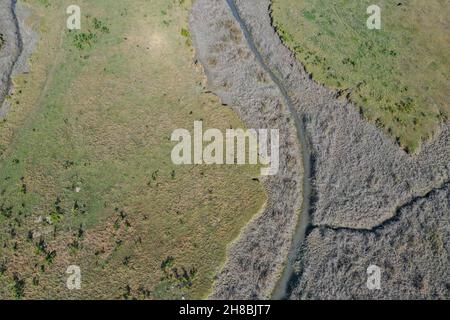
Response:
225,0,449,299
190,0,304,299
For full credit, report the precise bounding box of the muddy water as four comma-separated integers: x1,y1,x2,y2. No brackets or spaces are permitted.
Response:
225,0,312,300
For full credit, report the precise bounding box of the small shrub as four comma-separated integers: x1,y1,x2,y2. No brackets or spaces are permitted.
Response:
12,273,25,299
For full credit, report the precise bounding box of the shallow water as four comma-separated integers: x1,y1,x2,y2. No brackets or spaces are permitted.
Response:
225,0,313,300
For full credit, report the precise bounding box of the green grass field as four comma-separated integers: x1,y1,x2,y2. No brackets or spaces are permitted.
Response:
0,0,266,299
271,0,449,152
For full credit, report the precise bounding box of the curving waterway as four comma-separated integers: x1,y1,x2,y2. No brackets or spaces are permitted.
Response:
225,0,313,300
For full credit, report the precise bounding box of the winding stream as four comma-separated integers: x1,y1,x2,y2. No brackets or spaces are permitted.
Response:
225,0,313,300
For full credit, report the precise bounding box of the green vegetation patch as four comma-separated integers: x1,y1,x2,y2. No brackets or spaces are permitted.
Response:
271,0,449,152
70,16,110,50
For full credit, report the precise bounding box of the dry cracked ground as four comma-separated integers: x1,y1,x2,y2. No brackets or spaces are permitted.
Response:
0,0,448,300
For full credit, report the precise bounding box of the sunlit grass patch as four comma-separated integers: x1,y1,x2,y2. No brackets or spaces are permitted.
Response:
271,0,449,152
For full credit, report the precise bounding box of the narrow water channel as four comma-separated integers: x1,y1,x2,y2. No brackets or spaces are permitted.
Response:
225,0,313,300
